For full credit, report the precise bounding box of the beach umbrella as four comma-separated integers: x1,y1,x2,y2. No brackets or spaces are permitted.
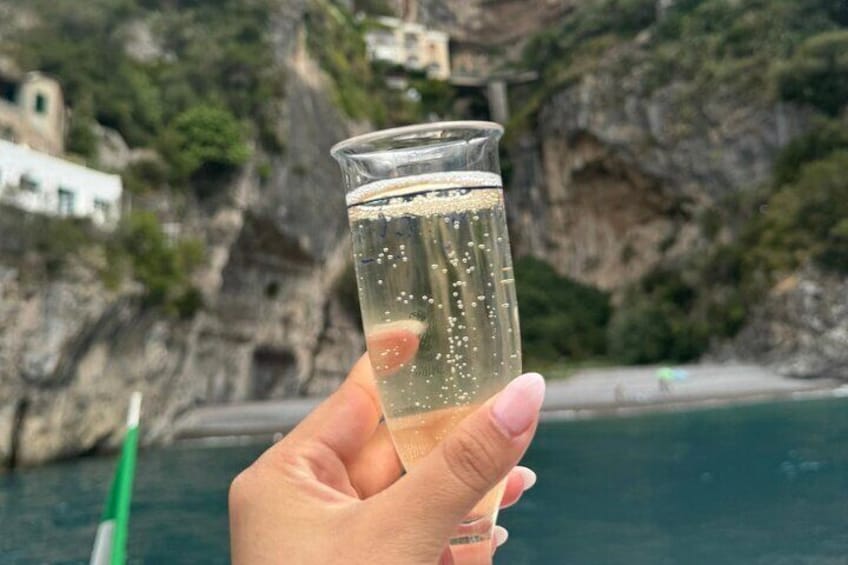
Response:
657,367,674,381
90,392,142,565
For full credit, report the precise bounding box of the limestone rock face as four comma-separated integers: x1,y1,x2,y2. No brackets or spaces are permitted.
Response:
725,269,848,380
507,46,809,290
388,0,807,293
504,38,844,378
400,0,573,48
0,0,837,468
0,3,364,467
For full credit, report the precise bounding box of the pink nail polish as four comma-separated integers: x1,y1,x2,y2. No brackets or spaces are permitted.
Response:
516,466,537,491
493,526,509,547
491,373,545,437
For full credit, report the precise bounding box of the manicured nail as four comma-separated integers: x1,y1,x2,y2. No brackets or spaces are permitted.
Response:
493,526,509,547
491,372,546,437
515,466,537,491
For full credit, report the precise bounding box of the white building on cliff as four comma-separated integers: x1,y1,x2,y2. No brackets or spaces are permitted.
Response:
364,17,450,80
0,63,66,156
0,139,122,228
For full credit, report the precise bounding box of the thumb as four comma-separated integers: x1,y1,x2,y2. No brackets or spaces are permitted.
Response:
370,372,545,544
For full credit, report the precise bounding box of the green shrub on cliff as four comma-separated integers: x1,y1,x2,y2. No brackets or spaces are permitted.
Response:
752,150,848,274
33,218,93,277
122,158,171,195
352,0,394,16
107,212,206,317
607,301,676,365
515,257,611,362
523,0,655,65
65,95,100,162
777,30,848,116
517,0,845,137
506,0,848,366
161,105,249,182
13,0,280,169
305,0,381,122
304,0,444,125
518,0,656,119
607,268,711,364
606,127,848,365
772,119,848,186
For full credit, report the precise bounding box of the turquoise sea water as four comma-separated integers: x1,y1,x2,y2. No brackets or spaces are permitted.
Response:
2,398,848,564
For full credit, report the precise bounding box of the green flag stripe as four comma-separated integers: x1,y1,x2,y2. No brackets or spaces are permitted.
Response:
110,424,139,565
91,394,141,565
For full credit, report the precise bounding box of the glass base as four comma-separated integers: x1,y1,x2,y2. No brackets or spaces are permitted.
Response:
448,518,497,565
448,477,505,549
449,514,495,545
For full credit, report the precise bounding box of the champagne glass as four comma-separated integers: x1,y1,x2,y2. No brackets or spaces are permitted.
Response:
331,121,522,549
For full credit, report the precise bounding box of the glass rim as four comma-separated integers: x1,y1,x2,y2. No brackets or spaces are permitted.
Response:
330,120,504,159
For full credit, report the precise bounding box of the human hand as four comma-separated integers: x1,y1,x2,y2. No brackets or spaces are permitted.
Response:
229,353,545,564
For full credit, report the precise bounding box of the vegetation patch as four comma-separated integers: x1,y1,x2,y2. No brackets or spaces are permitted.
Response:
515,257,611,363
512,0,845,137
105,212,206,318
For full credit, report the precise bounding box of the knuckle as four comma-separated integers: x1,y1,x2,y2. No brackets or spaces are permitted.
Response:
442,425,502,495
228,466,257,510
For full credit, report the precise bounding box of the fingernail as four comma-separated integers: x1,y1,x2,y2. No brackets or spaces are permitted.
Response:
493,526,509,547
491,372,546,437
515,466,537,491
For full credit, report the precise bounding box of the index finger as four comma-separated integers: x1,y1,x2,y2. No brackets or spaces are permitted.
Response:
281,323,422,462
280,353,382,462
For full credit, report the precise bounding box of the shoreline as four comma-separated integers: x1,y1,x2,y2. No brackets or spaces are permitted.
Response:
173,364,845,443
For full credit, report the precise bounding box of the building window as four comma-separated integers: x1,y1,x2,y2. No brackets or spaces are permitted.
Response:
34,92,48,115
20,173,39,192
57,188,75,216
93,199,111,223
0,124,16,142
0,80,15,103
374,31,393,46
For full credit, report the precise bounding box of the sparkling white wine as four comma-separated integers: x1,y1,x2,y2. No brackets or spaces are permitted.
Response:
348,171,522,542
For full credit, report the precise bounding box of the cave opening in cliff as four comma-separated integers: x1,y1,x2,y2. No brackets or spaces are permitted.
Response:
249,346,297,399
451,85,492,121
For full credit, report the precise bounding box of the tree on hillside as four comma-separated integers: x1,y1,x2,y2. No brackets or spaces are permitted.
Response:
778,30,848,116
161,105,249,182
754,151,848,274
515,257,611,361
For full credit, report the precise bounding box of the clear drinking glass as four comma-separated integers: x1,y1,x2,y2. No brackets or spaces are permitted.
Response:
331,121,522,549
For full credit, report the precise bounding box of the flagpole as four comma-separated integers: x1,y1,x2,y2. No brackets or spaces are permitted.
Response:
90,392,142,565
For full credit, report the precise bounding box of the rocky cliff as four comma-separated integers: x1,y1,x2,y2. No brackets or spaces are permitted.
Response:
501,3,847,378
720,267,848,379
401,0,573,53
404,0,813,298
506,44,810,291
2,0,845,468
0,1,363,467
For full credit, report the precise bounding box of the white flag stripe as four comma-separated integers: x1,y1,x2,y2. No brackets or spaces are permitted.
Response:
89,520,115,565
127,392,142,428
